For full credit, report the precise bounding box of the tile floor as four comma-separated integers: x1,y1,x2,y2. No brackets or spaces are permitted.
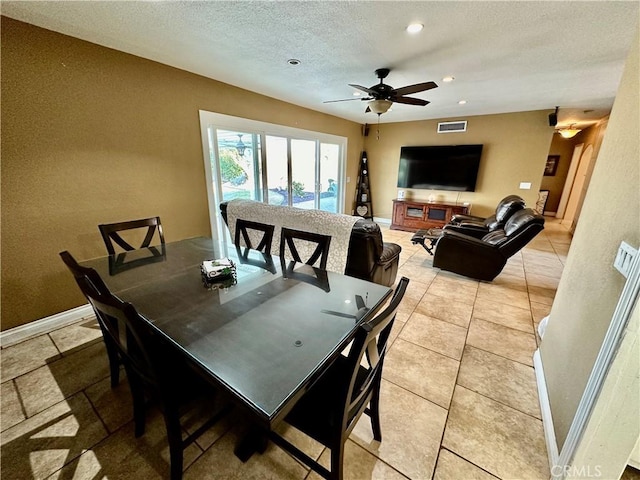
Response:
1,219,579,479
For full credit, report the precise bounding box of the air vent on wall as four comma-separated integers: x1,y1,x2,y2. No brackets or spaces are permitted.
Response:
437,121,467,133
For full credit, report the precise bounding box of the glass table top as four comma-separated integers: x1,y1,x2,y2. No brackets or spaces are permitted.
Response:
80,237,391,427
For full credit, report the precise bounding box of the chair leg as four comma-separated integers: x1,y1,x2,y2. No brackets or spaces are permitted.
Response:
369,383,383,442
107,352,120,388
330,441,345,480
127,374,146,437
163,405,184,480
101,332,121,388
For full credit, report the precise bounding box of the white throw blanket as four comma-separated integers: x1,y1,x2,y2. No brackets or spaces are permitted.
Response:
226,199,359,274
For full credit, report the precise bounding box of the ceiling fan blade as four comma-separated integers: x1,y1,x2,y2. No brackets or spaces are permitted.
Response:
393,81,438,96
349,84,377,95
323,98,364,103
393,96,430,106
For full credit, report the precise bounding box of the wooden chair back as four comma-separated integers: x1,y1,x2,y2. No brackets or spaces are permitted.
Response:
99,216,164,255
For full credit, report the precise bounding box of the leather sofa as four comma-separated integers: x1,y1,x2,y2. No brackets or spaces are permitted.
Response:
445,195,525,238
219,202,401,287
433,208,545,281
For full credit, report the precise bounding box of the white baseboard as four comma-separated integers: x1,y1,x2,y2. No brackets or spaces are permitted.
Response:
534,349,560,476
544,211,557,217
373,216,391,225
0,304,93,348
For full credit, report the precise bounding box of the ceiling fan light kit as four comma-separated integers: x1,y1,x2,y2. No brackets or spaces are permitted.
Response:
325,67,438,116
368,99,393,114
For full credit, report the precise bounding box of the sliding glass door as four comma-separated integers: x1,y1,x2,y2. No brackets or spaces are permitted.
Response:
200,111,347,241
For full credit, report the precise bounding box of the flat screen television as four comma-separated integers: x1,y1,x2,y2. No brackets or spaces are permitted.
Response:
397,144,483,191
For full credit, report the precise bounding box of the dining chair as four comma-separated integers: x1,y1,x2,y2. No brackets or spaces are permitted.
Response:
61,251,231,480
60,251,122,388
268,276,410,480
235,219,275,253
234,219,277,273
280,227,332,270
98,216,165,255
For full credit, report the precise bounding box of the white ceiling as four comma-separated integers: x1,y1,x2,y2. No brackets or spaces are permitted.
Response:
2,1,638,127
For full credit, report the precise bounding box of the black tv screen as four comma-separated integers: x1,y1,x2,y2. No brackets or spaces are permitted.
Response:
397,144,483,191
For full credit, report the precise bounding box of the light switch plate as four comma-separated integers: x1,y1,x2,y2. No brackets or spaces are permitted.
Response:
519,182,532,189
614,241,637,278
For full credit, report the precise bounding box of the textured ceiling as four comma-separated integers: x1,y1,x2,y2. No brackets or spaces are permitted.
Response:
2,1,638,126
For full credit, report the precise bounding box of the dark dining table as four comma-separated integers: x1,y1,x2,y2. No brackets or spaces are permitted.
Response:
80,237,392,434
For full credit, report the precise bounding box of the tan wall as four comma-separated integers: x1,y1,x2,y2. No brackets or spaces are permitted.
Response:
362,111,554,219
0,17,364,330
540,28,639,450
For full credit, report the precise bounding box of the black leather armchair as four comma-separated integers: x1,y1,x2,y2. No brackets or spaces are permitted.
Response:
446,195,525,238
219,202,401,287
433,208,545,281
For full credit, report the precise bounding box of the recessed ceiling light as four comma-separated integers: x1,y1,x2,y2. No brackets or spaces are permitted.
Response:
406,23,424,34
458,100,467,105
442,76,455,82
287,59,301,66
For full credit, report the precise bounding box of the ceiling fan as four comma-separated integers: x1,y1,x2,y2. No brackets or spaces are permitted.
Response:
325,68,438,115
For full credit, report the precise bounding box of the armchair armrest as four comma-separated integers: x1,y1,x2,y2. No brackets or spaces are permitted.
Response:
443,223,488,238
450,213,486,224
377,242,402,265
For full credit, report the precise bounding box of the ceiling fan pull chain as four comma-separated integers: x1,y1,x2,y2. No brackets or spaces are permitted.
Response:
376,114,381,140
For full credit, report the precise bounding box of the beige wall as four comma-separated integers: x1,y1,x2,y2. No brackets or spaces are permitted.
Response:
540,27,639,451
0,17,364,330
363,111,554,219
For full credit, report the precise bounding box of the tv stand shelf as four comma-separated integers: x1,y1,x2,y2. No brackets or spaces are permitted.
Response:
391,200,468,232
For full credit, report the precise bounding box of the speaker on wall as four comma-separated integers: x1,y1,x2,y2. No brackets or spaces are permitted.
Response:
549,106,559,127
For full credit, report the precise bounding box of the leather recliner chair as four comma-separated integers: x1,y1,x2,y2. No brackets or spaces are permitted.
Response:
219,202,401,287
433,208,545,281
446,195,525,238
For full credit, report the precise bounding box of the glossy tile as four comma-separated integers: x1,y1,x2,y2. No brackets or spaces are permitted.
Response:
351,379,447,480
309,440,409,480
528,285,555,306
183,424,308,480
0,335,60,383
400,312,467,360
472,298,534,333
491,272,528,292
466,319,537,367
457,346,541,418
426,275,479,304
47,407,203,480
15,342,110,417
1,381,25,432
442,386,549,480
476,283,530,310
383,338,459,408
48,317,103,354
84,374,134,433
530,302,552,323
1,392,108,479
434,448,499,480
415,292,474,328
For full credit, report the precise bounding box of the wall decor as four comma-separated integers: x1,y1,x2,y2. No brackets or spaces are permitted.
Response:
544,155,560,176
